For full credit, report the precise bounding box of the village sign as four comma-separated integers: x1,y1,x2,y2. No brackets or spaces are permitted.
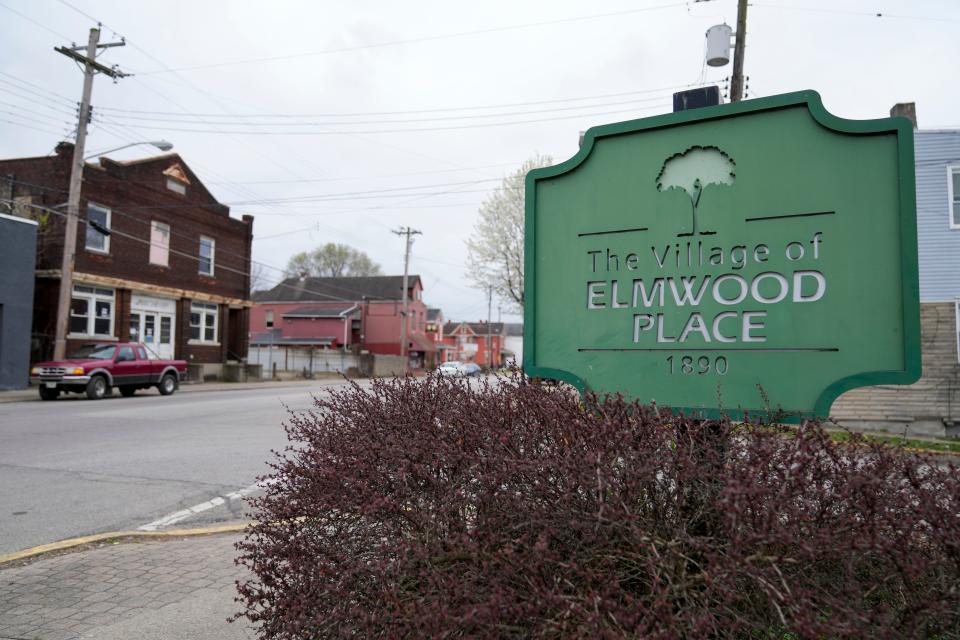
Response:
523,91,920,420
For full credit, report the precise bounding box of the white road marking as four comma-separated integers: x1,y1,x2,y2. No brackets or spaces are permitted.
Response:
137,478,278,531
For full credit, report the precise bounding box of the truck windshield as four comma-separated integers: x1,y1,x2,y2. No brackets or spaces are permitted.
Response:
68,345,117,360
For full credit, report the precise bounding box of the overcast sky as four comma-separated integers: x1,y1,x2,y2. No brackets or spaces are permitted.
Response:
1,0,957,323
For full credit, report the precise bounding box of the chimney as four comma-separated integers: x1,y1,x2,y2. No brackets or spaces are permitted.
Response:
890,102,917,129
55,141,75,157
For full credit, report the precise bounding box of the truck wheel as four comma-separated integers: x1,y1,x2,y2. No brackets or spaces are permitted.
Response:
86,376,109,400
119,385,137,397
38,386,59,401
158,374,177,396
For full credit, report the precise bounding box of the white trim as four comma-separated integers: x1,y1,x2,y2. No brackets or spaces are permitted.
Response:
149,220,171,267
0,212,38,226
199,235,215,276
187,339,221,346
956,301,960,364
189,300,218,343
85,202,111,253
70,284,115,338
948,165,960,229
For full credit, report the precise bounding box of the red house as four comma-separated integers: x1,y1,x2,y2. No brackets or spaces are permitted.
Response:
250,275,436,369
441,321,506,368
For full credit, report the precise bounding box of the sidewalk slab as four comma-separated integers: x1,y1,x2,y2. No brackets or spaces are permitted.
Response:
0,533,256,640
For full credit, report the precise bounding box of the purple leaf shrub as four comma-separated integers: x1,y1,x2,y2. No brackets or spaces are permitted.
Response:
235,374,960,639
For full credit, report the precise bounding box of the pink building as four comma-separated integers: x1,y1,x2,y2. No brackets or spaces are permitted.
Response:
250,275,436,369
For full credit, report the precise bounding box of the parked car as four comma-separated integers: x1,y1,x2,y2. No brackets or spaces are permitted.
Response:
462,362,482,377
436,361,467,377
30,342,187,401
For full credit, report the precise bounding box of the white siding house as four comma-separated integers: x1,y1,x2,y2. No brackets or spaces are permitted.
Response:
833,125,960,437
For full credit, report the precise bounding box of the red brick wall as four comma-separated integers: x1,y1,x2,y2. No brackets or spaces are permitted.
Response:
3,146,253,366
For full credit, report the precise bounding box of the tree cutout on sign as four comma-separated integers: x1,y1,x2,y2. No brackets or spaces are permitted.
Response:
656,145,736,236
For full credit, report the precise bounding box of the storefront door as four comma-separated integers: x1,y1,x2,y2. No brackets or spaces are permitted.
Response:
130,312,175,360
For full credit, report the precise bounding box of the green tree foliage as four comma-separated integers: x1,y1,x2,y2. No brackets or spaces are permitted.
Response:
284,243,382,278
466,155,552,310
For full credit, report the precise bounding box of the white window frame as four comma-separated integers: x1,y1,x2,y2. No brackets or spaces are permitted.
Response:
956,301,960,364
149,220,171,267
189,301,219,345
68,285,115,338
166,178,186,195
949,166,960,230
199,235,215,276
85,203,111,254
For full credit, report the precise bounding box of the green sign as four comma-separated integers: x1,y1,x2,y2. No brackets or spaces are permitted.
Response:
523,91,920,420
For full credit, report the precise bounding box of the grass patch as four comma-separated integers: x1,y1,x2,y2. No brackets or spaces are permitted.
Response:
827,429,960,455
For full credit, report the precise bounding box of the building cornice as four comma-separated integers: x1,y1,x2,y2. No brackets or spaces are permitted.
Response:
35,270,252,307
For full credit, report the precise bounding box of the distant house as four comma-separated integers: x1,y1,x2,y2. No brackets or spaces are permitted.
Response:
832,105,960,437
503,322,523,367
0,142,254,380
441,321,506,368
425,308,454,364
250,275,436,370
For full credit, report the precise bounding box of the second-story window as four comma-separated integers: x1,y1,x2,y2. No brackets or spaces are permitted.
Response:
199,236,215,276
85,204,110,253
950,167,960,229
150,221,170,266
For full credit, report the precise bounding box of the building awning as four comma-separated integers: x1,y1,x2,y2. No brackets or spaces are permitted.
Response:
408,333,437,353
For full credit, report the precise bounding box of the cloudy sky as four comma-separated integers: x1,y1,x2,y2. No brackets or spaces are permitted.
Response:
1,0,957,322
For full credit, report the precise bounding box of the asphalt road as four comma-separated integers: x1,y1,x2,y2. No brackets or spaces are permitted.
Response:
0,382,353,556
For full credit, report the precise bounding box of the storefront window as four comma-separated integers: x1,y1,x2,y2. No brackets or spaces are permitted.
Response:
70,285,114,337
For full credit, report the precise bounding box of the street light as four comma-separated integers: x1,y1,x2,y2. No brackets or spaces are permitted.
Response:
84,140,173,159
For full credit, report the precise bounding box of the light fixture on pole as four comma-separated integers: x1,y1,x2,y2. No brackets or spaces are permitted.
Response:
84,140,173,160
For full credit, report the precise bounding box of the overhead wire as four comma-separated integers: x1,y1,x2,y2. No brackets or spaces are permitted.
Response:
125,1,697,75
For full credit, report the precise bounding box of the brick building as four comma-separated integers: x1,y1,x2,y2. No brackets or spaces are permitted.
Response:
441,321,506,368
250,275,436,370
0,143,253,378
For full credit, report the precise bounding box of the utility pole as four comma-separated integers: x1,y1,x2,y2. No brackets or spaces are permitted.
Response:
392,226,421,375
730,0,748,102
486,286,493,369
52,27,129,359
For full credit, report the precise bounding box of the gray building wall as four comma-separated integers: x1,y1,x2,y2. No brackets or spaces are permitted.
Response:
0,213,38,390
915,130,960,302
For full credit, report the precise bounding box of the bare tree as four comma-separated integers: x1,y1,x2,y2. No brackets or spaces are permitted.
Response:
466,155,551,310
249,261,272,295
284,243,382,278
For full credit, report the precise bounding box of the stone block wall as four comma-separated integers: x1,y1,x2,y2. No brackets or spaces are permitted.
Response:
832,302,960,437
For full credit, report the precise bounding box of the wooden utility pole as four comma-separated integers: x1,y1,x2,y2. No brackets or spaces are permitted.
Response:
392,227,421,374
486,286,493,368
730,0,748,102
52,28,128,359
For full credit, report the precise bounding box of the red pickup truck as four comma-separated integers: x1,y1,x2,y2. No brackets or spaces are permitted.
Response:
30,342,188,401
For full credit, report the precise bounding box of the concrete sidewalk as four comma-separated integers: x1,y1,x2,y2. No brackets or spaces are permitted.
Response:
0,376,350,404
0,531,255,640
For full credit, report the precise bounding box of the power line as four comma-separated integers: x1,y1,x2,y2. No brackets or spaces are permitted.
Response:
91,101,672,136
91,83,697,119
0,0,73,40
129,2,697,75
752,3,960,23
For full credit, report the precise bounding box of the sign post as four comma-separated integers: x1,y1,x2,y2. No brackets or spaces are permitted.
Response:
524,91,920,420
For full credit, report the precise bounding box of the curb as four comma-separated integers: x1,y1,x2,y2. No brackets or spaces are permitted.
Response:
0,522,251,567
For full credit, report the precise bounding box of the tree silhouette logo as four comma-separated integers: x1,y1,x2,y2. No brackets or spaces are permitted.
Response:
655,145,736,237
